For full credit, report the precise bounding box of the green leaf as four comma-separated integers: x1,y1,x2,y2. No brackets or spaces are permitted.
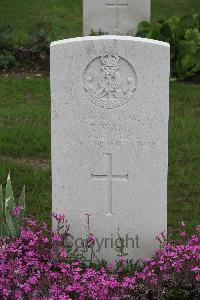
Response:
160,23,172,40
0,174,26,237
17,186,26,229
137,21,151,32
135,30,148,38
194,14,200,29
179,15,195,29
180,54,196,70
0,185,3,218
185,28,200,43
148,27,162,40
1,222,10,237
166,16,180,29
19,186,25,210
5,173,14,212
175,15,195,38
0,185,4,237
178,40,197,57
136,21,152,38
4,173,16,237
191,62,200,73
175,59,187,79
5,207,16,237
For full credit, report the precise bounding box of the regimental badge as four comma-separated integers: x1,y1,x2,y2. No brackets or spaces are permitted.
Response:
83,49,137,109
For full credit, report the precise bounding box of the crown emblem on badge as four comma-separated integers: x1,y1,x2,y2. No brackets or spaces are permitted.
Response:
101,50,119,67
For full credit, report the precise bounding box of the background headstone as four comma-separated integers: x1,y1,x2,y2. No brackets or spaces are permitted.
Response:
51,36,170,262
83,0,151,36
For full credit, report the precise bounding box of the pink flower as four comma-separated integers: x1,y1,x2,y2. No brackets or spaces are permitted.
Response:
27,251,35,257
25,218,37,226
22,282,31,292
29,275,38,284
0,216,199,299
60,249,68,258
142,257,151,264
181,221,185,227
196,274,200,281
179,231,186,238
196,225,200,231
87,233,96,245
15,290,22,300
118,256,125,263
107,262,114,272
52,233,62,242
12,206,23,216
191,266,200,272
52,212,65,222
42,237,49,243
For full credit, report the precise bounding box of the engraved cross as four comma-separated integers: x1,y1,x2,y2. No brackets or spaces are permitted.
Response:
91,153,128,215
106,0,128,32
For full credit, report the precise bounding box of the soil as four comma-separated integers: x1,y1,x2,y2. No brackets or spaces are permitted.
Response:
0,155,50,170
183,73,200,85
0,67,49,79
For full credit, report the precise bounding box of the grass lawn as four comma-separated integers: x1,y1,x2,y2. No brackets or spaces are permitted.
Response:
0,77,50,158
168,83,200,232
0,1,199,230
0,0,200,43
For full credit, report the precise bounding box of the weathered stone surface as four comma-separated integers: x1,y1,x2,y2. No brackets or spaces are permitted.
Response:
51,36,170,262
83,0,151,36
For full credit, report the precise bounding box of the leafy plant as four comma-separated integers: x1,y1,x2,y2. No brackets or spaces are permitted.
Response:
0,24,13,51
0,52,15,69
136,14,200,80
12,22,53,70
0,24,16,69
0,173,25,237
28,22,53,61
89,29,107,36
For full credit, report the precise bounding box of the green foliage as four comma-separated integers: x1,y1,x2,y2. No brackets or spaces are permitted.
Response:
14,22,53,70
89,29,107,36
0,22,52,70
136,14,200,80
0,52,15,69
0,24,13,51
28,22,52,61
0,173,25,237
0,24,16,69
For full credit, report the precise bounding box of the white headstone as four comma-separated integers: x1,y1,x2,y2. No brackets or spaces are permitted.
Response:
83,0,151,36
51,36,170,263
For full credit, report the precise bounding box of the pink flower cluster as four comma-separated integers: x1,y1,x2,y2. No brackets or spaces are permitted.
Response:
0,218,199,299
11,206,23,217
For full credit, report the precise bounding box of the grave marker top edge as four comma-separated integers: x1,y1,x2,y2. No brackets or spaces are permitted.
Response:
50,35,170,48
